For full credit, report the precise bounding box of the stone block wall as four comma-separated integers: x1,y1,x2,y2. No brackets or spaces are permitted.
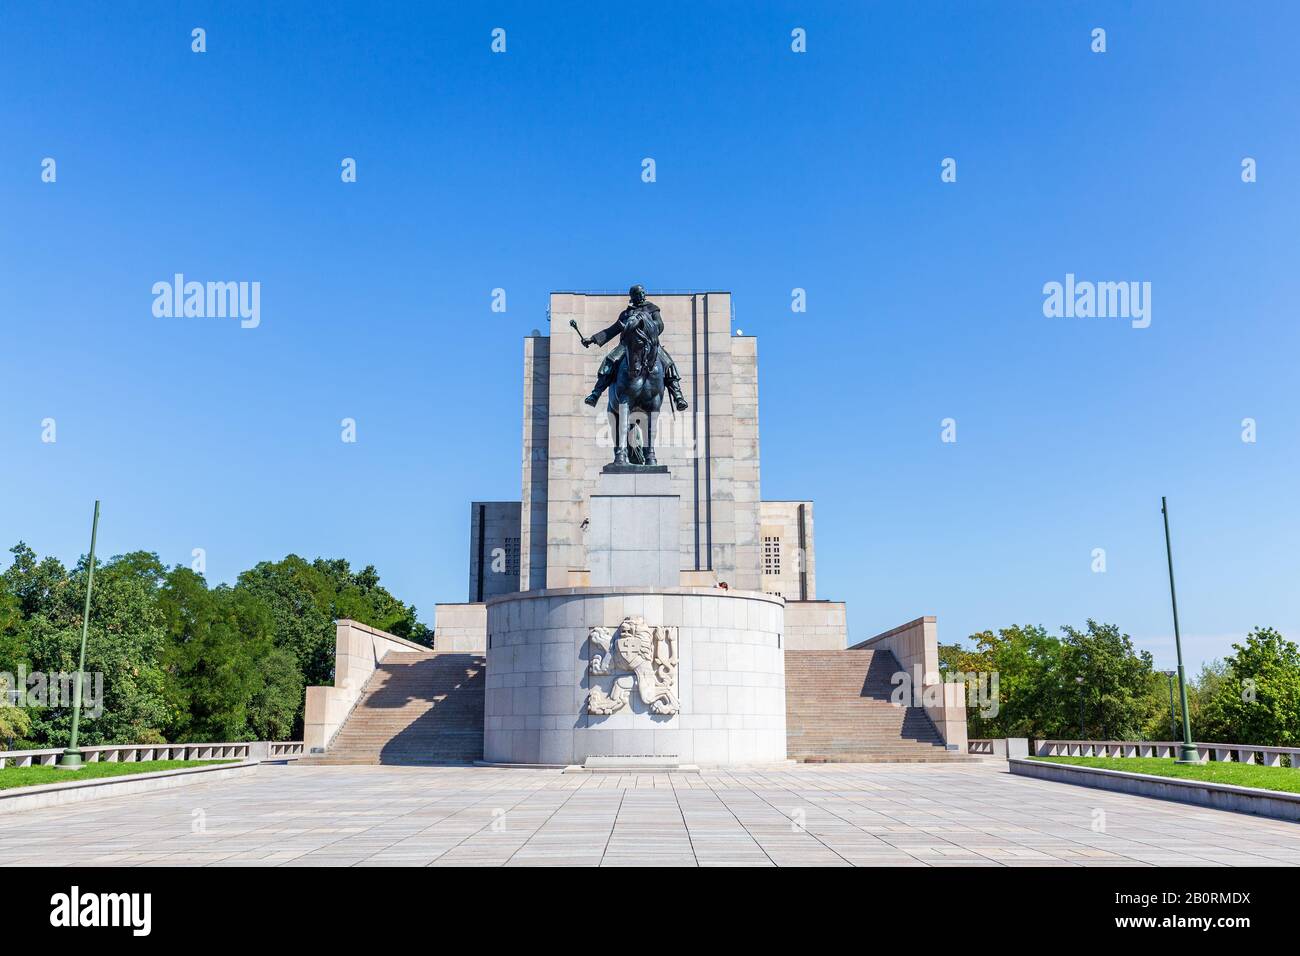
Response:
483,587,786,767
784,600,847,649
432,602,487,652
586,469,679,587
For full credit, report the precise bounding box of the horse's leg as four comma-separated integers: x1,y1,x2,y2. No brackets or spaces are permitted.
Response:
644,410,656,466
609,405,624,465
613,402,628,465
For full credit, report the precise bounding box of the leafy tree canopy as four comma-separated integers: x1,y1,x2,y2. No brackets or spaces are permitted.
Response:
1195,628,1300,747
0,543,427,748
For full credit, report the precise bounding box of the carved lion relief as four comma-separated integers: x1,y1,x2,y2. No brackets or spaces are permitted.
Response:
586,616,679,716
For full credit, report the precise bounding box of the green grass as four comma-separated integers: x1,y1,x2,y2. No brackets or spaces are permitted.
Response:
0,759,237,791
1033,756,1300,794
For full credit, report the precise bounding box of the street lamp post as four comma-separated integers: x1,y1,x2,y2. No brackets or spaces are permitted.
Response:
1163,670,1178,744
58,500,100,770
1075,675,1085,738
1160,497,1200,764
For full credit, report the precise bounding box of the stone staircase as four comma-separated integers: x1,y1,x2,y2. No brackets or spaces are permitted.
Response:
299,651,486,766
785,649,976,763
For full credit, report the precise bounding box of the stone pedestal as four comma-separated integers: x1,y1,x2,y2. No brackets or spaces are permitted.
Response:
482,464,788,769
587,468,679,588
483,587,787,767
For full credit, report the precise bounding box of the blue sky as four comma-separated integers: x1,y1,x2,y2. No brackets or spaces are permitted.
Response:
2,2,1296,671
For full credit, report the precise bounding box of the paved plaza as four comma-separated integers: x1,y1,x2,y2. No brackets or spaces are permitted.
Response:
3,762,1298,867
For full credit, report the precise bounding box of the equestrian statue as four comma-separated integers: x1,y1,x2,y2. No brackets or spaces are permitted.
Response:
570,285,688,467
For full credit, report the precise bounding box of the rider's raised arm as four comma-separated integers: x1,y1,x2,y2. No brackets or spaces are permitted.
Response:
589,317,625,347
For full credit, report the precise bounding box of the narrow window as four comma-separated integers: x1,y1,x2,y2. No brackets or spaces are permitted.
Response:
763,535,781,576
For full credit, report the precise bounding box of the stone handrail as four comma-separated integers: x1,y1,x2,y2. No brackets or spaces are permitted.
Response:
968,737,1300,767
0,740,304,769
966,737,1029,758
1033,739,1300,766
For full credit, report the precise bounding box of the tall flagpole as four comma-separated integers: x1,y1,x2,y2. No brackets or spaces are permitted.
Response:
59,500,100,769
1161,497,1199,764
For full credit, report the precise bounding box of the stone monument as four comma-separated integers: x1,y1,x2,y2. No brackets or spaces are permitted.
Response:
304,287,969,767
482,286,789,768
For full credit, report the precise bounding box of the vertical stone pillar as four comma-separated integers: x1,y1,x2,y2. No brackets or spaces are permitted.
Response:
586,468,680,587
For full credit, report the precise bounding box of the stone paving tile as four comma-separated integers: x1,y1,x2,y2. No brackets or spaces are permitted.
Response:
3,762,1299,867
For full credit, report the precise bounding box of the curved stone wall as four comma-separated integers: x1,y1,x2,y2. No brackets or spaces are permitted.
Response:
484,587,786,767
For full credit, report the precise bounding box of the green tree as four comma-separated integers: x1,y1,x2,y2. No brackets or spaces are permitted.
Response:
2,542,426,745
326,560,430,642
1184,659,1227,738
234,555,430,689
246,646,304,740
1196,628,1300,746
159,567,276,742
233,556,337,688
0,698,31,746
21,551,169,746
1,542,68,618
1059,620,1161,740
944,621,1164,740
0,576,27,678
0,669,31,746
943,625,1065,738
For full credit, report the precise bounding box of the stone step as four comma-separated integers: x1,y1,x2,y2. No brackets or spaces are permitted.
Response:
785,648,957,763
309,652,487,766
790,736,943,743
796,753,978,764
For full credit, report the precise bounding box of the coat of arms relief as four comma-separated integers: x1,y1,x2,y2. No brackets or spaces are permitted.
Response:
586,616,680,716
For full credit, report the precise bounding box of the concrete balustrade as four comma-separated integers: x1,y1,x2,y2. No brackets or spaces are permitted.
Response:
0,740,303,769
969,738,1300,767
967,738,1029,758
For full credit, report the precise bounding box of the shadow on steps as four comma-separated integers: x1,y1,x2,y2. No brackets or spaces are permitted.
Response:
316,653,487,766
